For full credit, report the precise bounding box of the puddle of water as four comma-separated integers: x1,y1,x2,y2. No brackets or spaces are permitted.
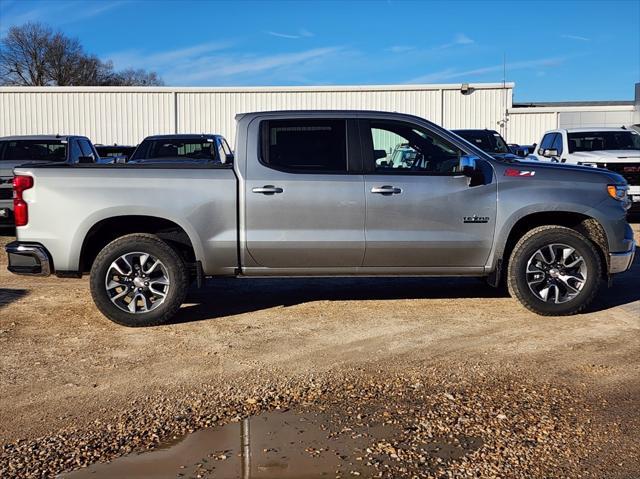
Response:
63,410,376,479
62,410,483,478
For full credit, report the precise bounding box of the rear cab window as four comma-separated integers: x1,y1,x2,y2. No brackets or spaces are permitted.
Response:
260,119,348,173
0,139,67,163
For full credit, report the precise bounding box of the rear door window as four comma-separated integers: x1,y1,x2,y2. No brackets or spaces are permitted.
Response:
260,119,347,172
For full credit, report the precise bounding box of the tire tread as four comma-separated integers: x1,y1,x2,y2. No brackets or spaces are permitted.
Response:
507,225,602,316
90,233,189,327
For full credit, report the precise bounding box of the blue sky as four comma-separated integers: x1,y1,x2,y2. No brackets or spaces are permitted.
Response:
0,0,638,101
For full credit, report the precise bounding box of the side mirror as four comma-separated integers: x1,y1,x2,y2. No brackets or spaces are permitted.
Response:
224,153,234,164
543,148,558,158
77,155,94,164
458,155,477,175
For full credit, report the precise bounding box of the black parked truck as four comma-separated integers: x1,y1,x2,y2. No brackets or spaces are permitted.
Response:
0,135,101,225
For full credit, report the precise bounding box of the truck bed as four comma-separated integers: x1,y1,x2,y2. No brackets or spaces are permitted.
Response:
13,164,238,275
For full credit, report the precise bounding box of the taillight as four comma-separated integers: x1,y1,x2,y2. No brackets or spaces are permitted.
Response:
13,175,34,227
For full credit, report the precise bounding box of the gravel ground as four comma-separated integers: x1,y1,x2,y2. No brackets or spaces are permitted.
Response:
0,224,638,478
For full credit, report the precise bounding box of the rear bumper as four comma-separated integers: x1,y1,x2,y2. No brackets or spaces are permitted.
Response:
609,240,636,274
5,241,51,276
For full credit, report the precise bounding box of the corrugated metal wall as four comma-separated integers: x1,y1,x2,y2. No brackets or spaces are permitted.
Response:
0,90,175,145
442,87,511,130
507,111,558,145
507,106,636,145
1,84,634,148
0,84,511,146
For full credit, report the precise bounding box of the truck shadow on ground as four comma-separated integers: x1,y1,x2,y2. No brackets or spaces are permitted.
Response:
0,288,28,311
590,251,640,313
174,277,507,323
173,252,639,324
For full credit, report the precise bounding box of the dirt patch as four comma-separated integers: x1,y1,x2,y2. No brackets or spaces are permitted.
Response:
0,225,638,478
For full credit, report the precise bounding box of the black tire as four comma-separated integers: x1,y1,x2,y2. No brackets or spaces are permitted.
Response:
507,225,602,316
90,233,189,327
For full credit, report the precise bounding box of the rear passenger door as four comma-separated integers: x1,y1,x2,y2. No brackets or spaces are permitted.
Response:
243,117,365,270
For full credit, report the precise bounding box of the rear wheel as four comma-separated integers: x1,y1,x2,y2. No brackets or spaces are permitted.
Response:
90,234,189,326
507,226,602,316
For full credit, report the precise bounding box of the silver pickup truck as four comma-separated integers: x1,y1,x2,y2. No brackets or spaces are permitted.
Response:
5,111,636,326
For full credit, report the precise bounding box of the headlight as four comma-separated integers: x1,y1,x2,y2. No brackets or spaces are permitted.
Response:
607,184,629,203
579,162,598,168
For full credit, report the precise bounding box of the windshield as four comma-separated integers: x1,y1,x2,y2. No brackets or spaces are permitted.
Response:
130,139,218,162
454,130,510,154
568,131,640,152
0,140,67,162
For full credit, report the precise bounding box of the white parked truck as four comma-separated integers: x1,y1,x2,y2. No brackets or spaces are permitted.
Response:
533,127,640,210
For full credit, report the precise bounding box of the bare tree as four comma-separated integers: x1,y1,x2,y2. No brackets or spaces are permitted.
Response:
0,23,52,85
112,68,164,86
0,22,163,86
45,32,86,86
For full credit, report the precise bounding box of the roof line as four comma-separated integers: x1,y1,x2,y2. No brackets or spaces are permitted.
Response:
513,100,634,107
0,82,515,94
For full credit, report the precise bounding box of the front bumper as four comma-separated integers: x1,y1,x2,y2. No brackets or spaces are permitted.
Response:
609,240,636,274
5,242,51,276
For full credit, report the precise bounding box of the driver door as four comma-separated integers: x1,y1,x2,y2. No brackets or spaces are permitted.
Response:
360,119,497,268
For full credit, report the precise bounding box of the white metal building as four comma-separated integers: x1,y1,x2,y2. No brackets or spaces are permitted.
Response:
1,83,638,147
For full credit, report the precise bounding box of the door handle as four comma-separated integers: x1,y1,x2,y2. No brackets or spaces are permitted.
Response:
371,185,402,195
252,185,283,195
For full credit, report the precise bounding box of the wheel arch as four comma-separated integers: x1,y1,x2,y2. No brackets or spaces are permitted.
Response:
491,211,609,284
78,215,201,274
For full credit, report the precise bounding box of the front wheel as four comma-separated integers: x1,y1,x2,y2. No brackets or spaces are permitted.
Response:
90,234,189,327
507,226,602,316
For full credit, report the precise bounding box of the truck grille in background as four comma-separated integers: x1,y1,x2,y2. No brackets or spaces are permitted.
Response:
600,163,640,186
0,188,12,200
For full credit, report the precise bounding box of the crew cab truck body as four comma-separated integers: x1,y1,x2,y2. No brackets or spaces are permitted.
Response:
533,127,640,211
6,111,636,326
0,135,102,224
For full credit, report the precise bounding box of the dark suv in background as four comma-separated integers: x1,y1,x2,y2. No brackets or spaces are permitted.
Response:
453,129,523,160
128,134,233,165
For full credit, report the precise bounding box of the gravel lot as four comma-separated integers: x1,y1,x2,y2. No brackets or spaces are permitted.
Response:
0,224,638,478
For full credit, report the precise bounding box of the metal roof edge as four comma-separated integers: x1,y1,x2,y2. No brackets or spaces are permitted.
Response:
0,82,515,94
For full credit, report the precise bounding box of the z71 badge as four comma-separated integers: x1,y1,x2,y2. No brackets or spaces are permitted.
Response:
504,168,536,177
463,215,490,223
